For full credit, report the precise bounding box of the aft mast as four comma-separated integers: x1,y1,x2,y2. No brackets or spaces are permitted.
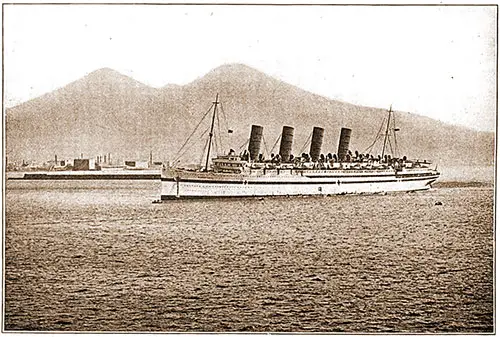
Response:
204,93,220,171
381,105,393,159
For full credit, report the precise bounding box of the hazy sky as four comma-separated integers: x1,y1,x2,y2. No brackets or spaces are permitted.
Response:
4,4,497,131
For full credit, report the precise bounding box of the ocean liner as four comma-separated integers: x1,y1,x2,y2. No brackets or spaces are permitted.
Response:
161,94,440,199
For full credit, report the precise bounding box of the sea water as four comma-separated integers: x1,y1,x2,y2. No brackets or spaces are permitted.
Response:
4,175,494,332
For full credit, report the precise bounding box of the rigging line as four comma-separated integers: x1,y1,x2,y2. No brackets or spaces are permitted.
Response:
176,129,210,165
364,134,378,154
173,105,214,161
175,126,210,163
199,137,210,167
216,134,221,156
219,102,231,151
173,125,208,163
382,107,392,158
238,138,250,152
213,130,219,157
363,135,377,155
388,134,394,157
299,132,313,154
216,104,224,154
270,133,282,155
393,111,399,158
363,118,386,154
172,104,214,161
387,109,397,157
387,129,394,157
219,102,230,133
262,134,270,158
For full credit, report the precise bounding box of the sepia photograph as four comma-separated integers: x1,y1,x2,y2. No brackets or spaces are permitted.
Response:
3,3,495,333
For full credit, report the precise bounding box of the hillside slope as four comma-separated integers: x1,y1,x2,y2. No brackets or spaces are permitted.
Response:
6,64,495,166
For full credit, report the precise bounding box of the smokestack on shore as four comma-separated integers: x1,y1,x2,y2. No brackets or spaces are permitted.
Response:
337,127,352,162
309,127,324,162
279,126,294,162
248,125,264,161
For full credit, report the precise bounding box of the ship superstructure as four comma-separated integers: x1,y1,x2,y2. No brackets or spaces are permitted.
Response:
161,95,440,199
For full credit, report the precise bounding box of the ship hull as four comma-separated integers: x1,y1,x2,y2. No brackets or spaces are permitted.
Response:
160,169,440,199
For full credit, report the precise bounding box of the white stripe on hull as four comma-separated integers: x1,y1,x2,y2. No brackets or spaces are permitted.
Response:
161,175,438,199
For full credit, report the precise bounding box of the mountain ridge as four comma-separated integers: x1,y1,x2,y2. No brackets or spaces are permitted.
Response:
7,64,494,134
6,64,495,166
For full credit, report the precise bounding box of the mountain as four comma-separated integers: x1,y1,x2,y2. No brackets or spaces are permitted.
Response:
6,64,495,167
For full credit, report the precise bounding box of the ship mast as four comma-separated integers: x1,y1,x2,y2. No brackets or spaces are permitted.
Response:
381,105,392,159
204,93,219,171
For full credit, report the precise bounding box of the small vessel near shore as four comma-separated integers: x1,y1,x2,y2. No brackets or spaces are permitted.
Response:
9,169,160,180
19,170,160,180
161,94,440,199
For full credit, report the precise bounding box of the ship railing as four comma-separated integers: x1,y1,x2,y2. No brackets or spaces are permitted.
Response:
214,154,243,161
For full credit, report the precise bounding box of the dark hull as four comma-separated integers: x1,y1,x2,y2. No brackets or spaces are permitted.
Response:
16,173,161,180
